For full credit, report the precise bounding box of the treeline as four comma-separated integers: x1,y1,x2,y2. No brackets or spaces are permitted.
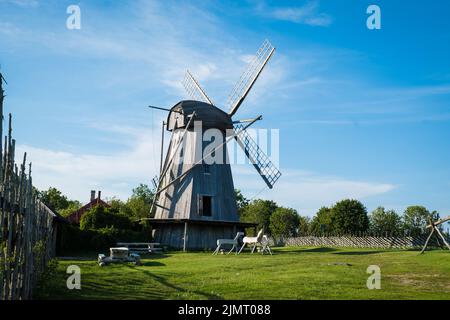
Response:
37,184,155,254
237,192,445,242
37,184,154,220
38,185,445,250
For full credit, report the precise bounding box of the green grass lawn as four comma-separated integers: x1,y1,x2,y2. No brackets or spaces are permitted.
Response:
42,247,450,300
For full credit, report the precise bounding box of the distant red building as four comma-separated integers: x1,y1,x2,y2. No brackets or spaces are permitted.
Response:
67,190,110,225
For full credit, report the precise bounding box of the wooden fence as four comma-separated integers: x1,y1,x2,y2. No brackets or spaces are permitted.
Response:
0,73,57,300
284,235,447,249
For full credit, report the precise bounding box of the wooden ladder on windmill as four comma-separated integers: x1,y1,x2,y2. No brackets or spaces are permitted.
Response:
420,216,450,254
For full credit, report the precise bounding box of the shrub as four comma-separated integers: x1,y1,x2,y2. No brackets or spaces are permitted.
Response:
57,223,151,255
80,205,134,231
34,258,59,299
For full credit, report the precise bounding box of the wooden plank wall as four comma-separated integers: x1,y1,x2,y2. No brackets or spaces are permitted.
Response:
153,224,240,250
0,74,56,300
155,128,239,222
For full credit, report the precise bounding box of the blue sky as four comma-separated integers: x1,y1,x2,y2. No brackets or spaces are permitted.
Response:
1,0,450,222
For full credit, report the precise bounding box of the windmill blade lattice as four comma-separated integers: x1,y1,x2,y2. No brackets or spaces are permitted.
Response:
182,70,215,105
234,124,281,189
226,40,275,116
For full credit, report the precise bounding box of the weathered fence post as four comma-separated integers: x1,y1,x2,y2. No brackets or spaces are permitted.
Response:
0,71,57,300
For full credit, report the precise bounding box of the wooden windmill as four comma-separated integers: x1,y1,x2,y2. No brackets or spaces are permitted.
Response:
148,40,281,250
420,216,450,254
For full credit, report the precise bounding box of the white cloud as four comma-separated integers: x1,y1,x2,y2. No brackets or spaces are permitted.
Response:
260,1,333,27
232,167,396,216
16,125,161,202
18,132,395,215
1,0,396,213
0,1,289,111
0,0,39,8
284,81,450,126
0,21,24,36
2,1,295,203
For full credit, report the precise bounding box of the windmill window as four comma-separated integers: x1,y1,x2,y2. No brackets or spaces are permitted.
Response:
198,195,212,217
203,164,211,175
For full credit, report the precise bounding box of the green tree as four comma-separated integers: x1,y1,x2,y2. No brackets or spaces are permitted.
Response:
38,187,81,214
58,201,82,218
369,207,403,235
240,199,278,235
430,211,444,232
403,206,431,236
126,197,150,220
297,216,311,236
235,189,249,216
80,205,134,231
38,187,69,212
269,207,300,242
132,184,154,204
106,197,127,212
125,184,154,220
331,199,369,235
106,197,135,217
309,207,333,235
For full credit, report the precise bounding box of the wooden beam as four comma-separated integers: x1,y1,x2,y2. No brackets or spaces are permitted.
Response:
150,112,196,215
434,226,450,250
183,222,188,252
154,115,262,197
147,105,183,114
427,216,450,228
159,121,165,175
422,218,434,254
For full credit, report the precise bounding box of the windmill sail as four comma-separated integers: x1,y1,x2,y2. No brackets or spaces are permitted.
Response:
234,124,281,189
182,70,215,105
226,40,275,117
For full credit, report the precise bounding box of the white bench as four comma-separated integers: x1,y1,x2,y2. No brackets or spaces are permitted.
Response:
98,247,141,266
116,242,163,254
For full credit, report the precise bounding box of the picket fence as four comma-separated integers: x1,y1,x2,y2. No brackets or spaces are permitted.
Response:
0,72,58,300
284,235,445,249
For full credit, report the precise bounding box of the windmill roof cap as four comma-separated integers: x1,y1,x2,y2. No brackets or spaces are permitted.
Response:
167,100,233,131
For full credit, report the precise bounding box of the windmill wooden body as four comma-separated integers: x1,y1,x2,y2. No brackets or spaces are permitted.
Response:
148,40,281,250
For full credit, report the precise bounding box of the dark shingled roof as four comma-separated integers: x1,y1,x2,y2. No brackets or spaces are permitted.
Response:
167,100,233,131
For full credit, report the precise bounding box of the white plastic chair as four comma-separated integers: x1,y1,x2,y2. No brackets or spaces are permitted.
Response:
238,230,264,254
260,235,273,255
213,232,245,255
